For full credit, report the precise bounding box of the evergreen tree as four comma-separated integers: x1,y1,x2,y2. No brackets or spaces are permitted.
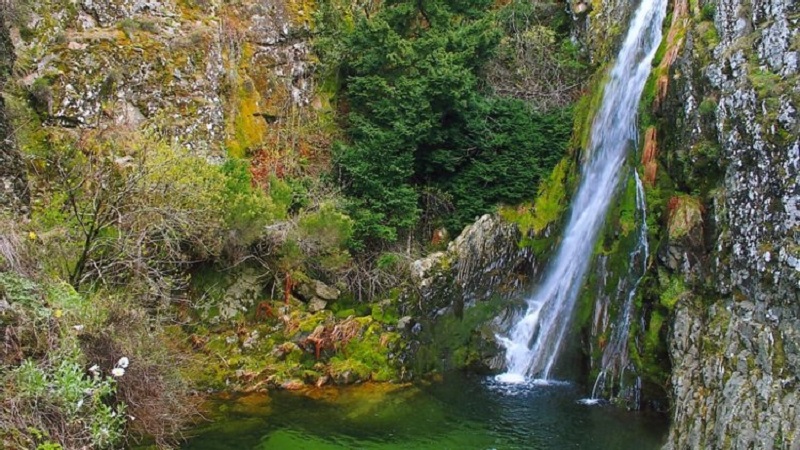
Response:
328,0,571,246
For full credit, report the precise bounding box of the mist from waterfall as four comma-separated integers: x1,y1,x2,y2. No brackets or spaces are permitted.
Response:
496,0,667,383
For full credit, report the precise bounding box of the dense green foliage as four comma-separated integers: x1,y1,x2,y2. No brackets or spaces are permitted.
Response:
28,133,279,299
1,0,602,446
0,273,192,449
488,0,586,110
320,0,573,245
433,101,572,230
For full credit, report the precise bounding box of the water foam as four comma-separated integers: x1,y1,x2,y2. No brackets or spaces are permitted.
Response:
496,0,668,382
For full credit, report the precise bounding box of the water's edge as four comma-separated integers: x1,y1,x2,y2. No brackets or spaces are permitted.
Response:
180,375,669,450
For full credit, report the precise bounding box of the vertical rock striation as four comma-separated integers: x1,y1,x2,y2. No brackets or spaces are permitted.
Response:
0,9,29,215
662,0,800,447
406,214,551,372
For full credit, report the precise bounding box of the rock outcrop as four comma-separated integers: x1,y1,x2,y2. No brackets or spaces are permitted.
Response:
656,0,800,446
410,214,537,314
0,10,29,215
6,0,319,158
405,214,551,372
573,0,798,439
568,0,636,61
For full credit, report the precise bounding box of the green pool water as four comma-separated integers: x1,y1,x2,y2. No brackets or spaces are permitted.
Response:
182,374,668,450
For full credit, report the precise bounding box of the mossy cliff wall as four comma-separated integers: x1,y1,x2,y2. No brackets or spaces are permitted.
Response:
574,0,798,443
4,0,323,159
0,10,28,215
403,144,577,373
656,0,800,446
405,215,546,373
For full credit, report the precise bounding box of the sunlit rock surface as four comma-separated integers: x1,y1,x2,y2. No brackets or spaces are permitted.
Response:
8,0,317,157
662,0,800,446
0,15,28,215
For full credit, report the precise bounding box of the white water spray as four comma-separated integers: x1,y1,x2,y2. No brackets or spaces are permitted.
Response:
496,0,667,383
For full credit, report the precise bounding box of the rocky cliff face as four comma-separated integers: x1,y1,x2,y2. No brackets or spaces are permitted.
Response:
4,0,320,159
0,10,29,215
405,214,552,373
569,0,799,440
656,0,800,446
410,215,536,314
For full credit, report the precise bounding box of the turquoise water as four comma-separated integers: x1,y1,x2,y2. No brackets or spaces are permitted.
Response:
182,374,668,449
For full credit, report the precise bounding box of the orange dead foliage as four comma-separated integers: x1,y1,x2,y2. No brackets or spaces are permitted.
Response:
302,318,364,360
653,0,690,112
667,196,681,220
255,301,275,321
284,273,293,306
642,127,659,186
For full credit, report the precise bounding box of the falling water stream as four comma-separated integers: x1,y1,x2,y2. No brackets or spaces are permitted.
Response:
496,0,667,383
581,171,650,405
176,178,666,446
174,3,673,447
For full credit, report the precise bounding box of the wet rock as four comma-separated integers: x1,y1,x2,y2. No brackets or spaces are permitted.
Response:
568,0,636,62
332,370,355,385
658,196,706,281
661,0,800,444
410,214,537,312
280,379,304,390
402,214,548,375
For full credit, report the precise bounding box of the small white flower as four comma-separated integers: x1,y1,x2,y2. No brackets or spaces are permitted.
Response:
88,364,100,375
76,399,84,409
116,357,129,369
72,325,84,331
111,367,125,377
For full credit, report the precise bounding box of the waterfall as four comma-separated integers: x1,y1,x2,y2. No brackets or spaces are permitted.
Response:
584,171,650,404
495,0,667,383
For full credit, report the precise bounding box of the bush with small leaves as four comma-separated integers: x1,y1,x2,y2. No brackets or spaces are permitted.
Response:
5,346,126,449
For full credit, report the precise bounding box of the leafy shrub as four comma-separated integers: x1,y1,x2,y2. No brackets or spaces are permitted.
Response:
220,159,283,246
701,2,716,21
270,202,355,282
79,297,200,448
30,133,280,300
28,77,53,114
487,0,587,110
698,97,717,122
1,273,197,449
430,98,573,232
4,344,126,449
323,0,572,245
